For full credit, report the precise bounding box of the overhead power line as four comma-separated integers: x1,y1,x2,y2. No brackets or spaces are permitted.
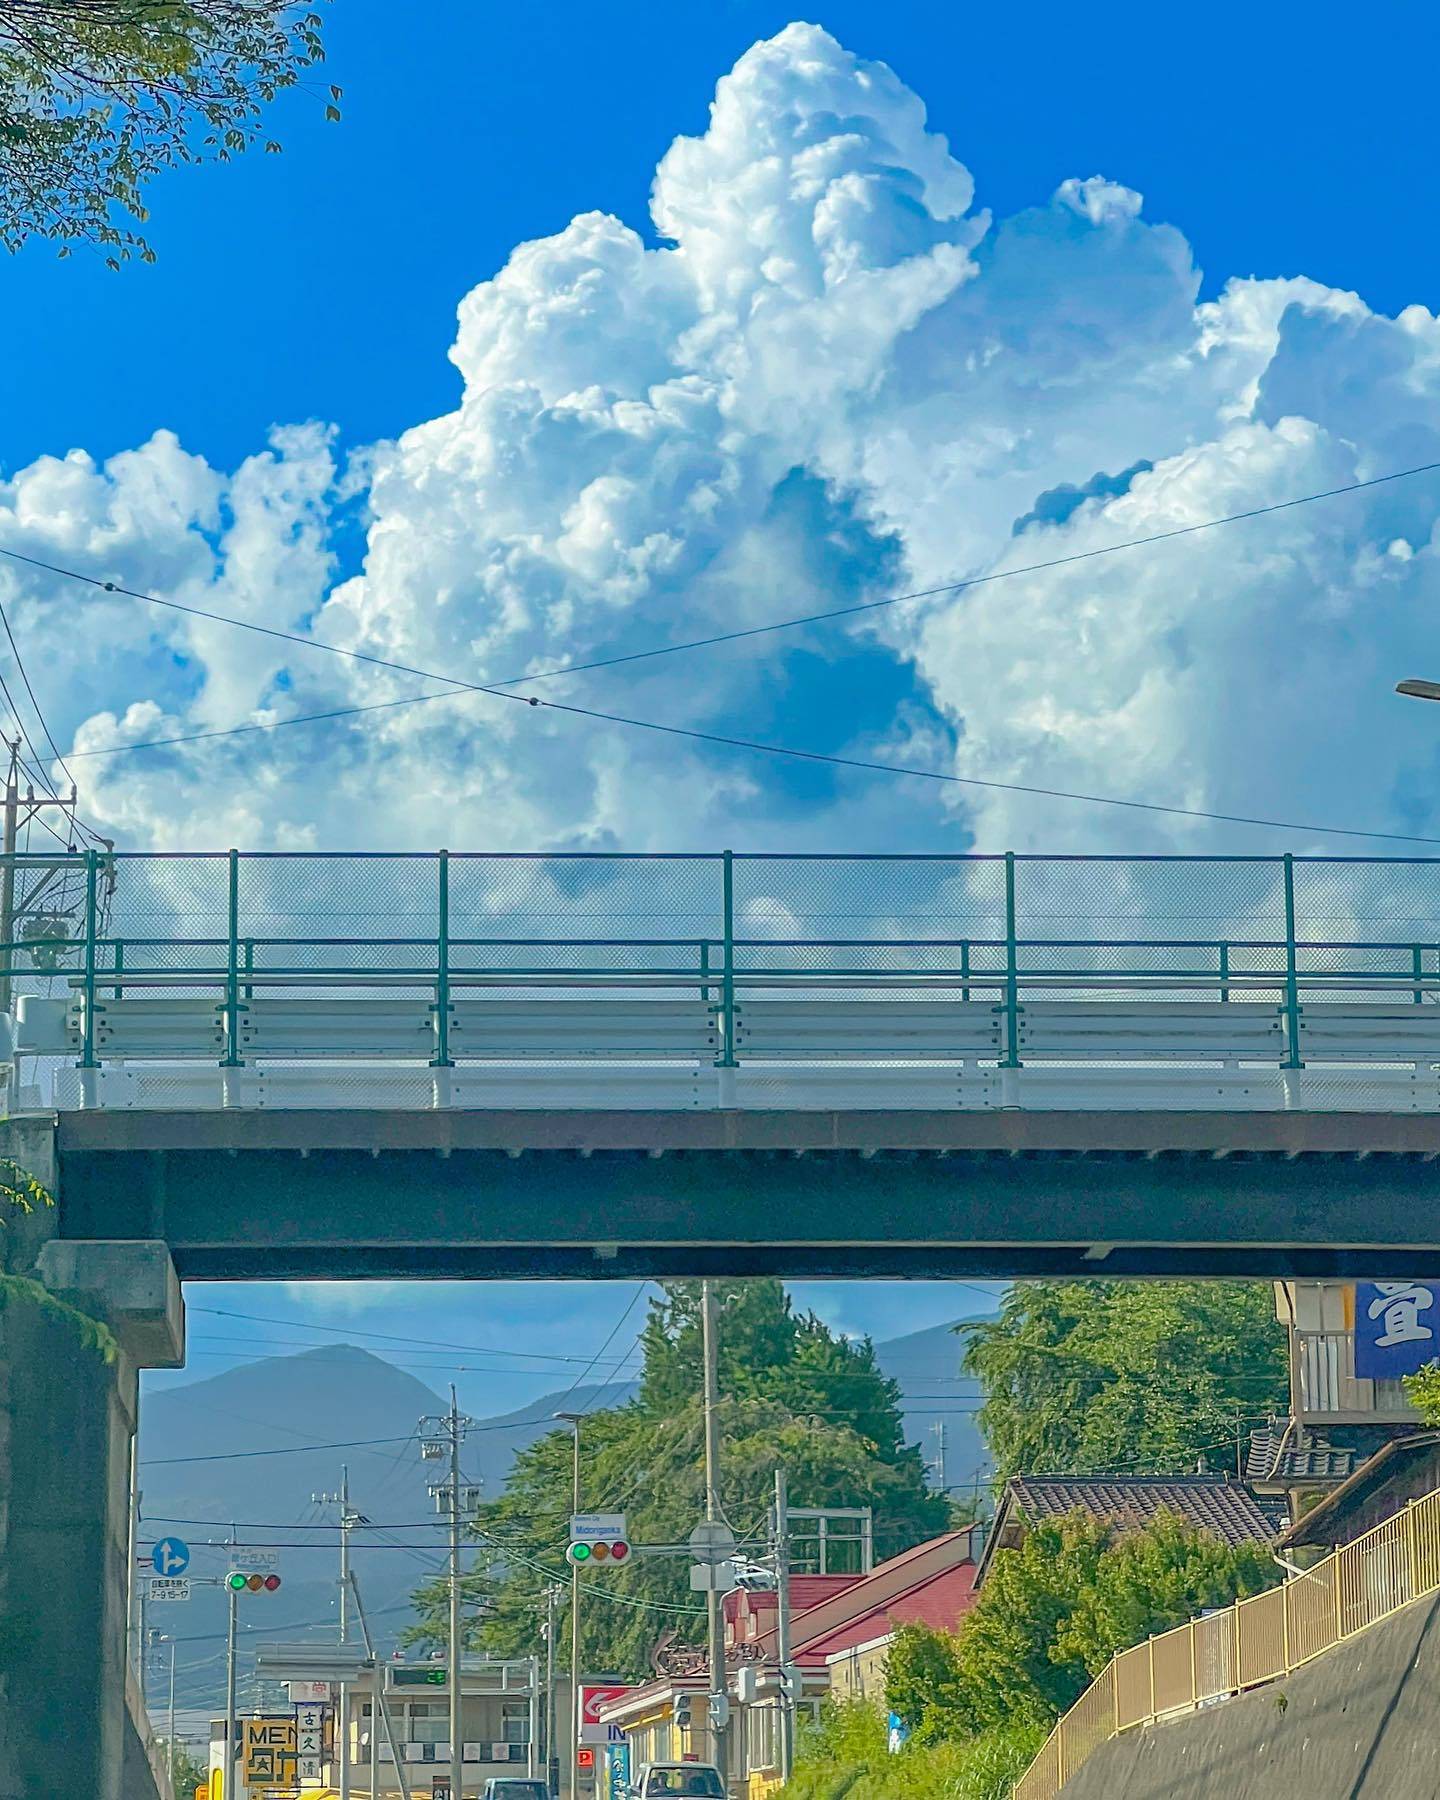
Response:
6,458,1440,842
190,1303,647,1369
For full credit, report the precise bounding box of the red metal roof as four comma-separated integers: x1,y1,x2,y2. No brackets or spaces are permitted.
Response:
798,1561,979,1663
758,1531,981,1667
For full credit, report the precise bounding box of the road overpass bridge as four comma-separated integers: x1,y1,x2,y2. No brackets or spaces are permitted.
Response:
7,847,1440,1794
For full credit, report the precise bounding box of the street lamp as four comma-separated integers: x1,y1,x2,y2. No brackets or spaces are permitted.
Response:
555,1412,584,1800
1397,680,1440,702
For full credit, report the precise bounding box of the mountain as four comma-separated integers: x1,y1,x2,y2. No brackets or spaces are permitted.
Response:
138,1345,632,1728
871,1317,992,1503
137,1313,995,1724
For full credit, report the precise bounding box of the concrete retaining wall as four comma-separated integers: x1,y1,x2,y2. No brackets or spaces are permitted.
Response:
1063,1592,1440,1800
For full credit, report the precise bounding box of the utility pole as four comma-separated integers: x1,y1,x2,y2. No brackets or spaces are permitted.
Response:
315,1466,365,1800
449,1389,464,1797
701,1280,727,1781
161,1634,177,1794
224,1545,238,1800
931,1421,948,1495
555,1413,584,1800
0,738,86,1013
347,1570,417,1800
543,1583,561,1796
422,1393,474,1800
772,1469,794,1784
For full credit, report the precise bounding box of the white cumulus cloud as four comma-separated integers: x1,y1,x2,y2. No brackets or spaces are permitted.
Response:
3,21,1440,859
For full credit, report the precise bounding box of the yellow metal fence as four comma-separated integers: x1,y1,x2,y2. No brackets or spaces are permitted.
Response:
1013,1485,1440,1799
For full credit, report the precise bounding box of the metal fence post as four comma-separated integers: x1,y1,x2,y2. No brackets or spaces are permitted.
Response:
1002,852,1021,1068
433,849,452,1067
1218,941,1230,1004
1281,1580,1292,1673
1232,1598,1242,1692
717,851,737,1069
1406,1501,1420,1601
222,848,242,1066
80,848,98,1069
1282,853,1304,1069
1333,1549,1345,1645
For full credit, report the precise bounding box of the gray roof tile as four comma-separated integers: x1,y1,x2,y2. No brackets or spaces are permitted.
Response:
1009,1474,1282,1546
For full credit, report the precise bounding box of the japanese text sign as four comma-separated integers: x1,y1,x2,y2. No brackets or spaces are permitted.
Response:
1355,1280,1440,1379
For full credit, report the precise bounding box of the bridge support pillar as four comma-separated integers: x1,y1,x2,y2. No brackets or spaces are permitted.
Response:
0,1218,183,1800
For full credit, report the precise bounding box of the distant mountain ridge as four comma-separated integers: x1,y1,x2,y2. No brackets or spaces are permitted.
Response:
138,1314,990,1720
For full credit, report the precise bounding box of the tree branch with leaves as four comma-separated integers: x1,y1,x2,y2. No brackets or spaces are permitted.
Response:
0,0,337,262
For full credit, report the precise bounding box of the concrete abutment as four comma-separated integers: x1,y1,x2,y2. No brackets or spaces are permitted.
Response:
1,1120,183,1800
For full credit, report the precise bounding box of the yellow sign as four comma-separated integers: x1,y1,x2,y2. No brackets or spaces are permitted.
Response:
242,1717,297,1786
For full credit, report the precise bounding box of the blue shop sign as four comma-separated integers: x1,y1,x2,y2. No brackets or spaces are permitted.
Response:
1355,1281,1440,1379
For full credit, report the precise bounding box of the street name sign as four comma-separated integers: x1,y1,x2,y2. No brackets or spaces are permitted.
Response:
230,1547,280,1574
147,1577,191,1603
570,1512,627,1541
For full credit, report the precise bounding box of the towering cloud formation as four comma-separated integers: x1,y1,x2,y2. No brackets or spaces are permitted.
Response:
3,23,1439,851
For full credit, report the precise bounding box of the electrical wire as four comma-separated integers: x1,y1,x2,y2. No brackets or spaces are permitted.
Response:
9,458,1440,841
551,1283,650,1417
60,651,1440,846
190,1303,648,1370
14,453,1440,743
140,1432,418,1467
0,594,79,792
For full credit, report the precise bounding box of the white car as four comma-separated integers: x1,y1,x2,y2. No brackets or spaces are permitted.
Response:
631,1762,725,1798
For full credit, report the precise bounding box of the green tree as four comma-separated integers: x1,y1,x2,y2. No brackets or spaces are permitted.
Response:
886,1511,1278,1740
962,1281,1287,1480
155,1739,207,1792
1054,1511,1275,1675
407,1280,948,1678
0,0,335,262
1403,1360,1440,1423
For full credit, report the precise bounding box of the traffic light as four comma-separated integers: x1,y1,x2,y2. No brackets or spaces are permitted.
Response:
566,1536,630,1566
227,1572,282,1593
673,1695,696,1731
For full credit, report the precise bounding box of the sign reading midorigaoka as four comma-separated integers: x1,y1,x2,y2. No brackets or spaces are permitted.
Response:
1354,1280,1440,1380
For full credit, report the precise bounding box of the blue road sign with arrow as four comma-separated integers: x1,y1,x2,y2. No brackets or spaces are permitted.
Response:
151,1537,190,1577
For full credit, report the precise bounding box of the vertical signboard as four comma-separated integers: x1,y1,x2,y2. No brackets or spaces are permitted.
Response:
295,1702,326,1781
1355,1280,1440,1379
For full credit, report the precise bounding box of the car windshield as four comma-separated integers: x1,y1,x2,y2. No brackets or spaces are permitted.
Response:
490,1785,547,1798
646,1772,724,1797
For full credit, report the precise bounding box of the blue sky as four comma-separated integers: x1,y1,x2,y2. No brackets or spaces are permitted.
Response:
5,0,1439,478
9,2,1440,1392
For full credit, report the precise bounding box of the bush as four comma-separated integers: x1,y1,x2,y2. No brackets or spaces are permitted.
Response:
781,1702,1042,1800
